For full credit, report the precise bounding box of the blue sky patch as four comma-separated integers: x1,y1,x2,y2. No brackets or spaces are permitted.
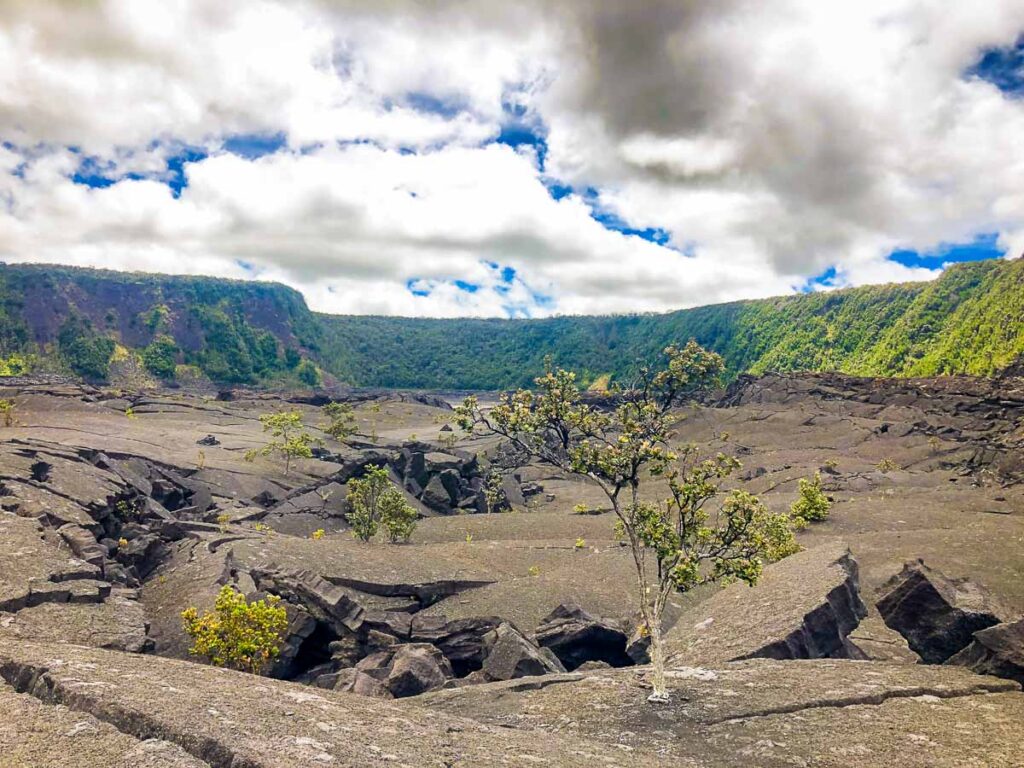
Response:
799,266,839,293
966,36,1024,96
405,91,466,118
223,132,287,159
888,232,1004,270
164,146,208,197
406,278,431,297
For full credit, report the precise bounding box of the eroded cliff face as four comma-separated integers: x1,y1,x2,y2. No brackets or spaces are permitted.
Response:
4,258,1024,389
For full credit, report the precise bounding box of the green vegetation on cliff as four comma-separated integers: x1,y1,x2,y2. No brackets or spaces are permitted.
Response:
317,259,1024,388
0,258,1021,387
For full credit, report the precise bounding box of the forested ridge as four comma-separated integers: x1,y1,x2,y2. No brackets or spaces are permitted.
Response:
1,258,1021,388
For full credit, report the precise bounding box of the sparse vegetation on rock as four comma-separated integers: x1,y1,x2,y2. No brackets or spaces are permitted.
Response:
181,585,288,675
244,410,317,475
876,457,900,473
791,472,831,523
0,398,15,427
456,341,799,702
346,465,418,543
322,401,357,442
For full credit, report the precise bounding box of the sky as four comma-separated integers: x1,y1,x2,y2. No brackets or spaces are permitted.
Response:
1,1,1023,318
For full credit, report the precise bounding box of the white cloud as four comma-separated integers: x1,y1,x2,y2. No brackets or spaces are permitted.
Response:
1,0,1023,317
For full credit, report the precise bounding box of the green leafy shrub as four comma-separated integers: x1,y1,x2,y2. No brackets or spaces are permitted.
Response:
244,411,317,474
876,458,900,473
0,398,15,427
295,358,322,387
142,334,179,379
58,316,115,381
0,353,31,377
181,585,287,675
790,472,831,523
346,465,418,543
322,402,356,441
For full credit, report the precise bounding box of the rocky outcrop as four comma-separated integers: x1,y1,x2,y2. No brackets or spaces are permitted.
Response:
479,622,566,681
424,657,1023,767
0,638,619,767
250,566,365,635
876,560,1004,663
947,618,1024,685
715,370,1024,484
331,643,454,698
408,615,504,675
394,445,491,514
664,544,867,664
533,602,631,670
842,615,920,663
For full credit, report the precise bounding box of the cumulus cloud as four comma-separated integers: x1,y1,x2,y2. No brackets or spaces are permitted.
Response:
0,0,1022,316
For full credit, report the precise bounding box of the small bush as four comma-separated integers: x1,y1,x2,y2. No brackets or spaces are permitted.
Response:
181,585,287,675
296,359,321,387
322,402,356,442
876,458,900,473
311,528,325,540
790,472,831,523
0,354,31,377
142,334,179,379
0,398,15,427
245,411,317,475
346,465,418,543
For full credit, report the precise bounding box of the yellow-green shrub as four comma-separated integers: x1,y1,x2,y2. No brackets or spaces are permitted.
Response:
181,586,287,675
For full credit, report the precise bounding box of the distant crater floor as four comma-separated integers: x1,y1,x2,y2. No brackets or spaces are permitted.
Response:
0,370,1023,766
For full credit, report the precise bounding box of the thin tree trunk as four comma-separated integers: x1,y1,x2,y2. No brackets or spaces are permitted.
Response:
644,605,669,702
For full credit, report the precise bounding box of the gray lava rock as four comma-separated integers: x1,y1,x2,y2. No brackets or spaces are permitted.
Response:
877,560,1004,663
251,567,365,635
409,615,502,675
335,644,453,699
947,617,1024,685
386,643,454,697
664,544,867,664
421,473,457,512
57,524,107,568
534,602,631,670
481,622,566,681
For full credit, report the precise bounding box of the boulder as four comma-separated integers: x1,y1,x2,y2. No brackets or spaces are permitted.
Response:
334,644,453,699
386,643,454,697
664,544,867,664
409,615,502,675
250,567,365,635
421,474,456,511
500,473,527,511
947,617,1024,685
480,622,566,681
57,524,106,568
533,602,631,670
843,615,920,663
423,452,462,474
876,560,1004,663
